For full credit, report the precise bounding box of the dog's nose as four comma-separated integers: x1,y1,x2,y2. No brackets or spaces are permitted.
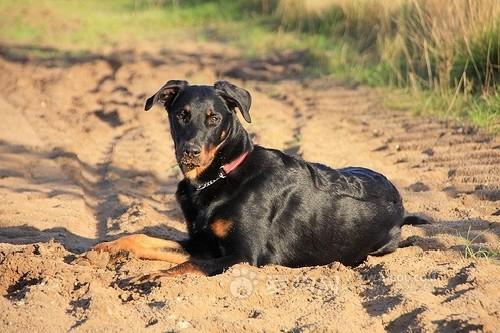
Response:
183,143,201,157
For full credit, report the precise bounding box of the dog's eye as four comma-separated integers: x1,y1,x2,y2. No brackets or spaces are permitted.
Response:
207,114,220,126
177,110,191,123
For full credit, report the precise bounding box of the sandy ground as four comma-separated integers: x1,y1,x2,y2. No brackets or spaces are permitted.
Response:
0,40,499,332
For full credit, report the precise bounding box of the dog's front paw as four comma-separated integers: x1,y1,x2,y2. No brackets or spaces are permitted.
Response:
92,240,118,253
92,235,140,255
129,262,206,285
129,270,172,285
92,240,132,257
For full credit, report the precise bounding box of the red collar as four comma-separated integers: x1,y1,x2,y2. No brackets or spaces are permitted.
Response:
195,151,250,191
221,151,249,175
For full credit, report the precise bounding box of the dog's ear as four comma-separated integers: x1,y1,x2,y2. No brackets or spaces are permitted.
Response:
144,80,188,111
214,80,252,123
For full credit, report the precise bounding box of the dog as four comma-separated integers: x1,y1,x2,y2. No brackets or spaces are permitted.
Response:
94,80,425,280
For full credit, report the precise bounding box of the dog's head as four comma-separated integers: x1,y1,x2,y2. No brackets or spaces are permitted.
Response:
144,80,251,180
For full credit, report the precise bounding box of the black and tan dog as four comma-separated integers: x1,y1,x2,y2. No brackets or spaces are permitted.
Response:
94,80,424,280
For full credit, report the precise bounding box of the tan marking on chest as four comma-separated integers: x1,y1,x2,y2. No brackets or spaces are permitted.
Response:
210,219,234,238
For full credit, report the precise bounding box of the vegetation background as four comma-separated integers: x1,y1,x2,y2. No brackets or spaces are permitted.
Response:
1,0,498,132
1,2,499,332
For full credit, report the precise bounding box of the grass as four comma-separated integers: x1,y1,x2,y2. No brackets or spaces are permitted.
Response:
257,0,500,132
0,0,498,132
383,89,500,132
460,225,500,261
0,1,195,49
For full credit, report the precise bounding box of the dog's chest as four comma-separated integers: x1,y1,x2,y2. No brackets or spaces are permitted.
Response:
183,193,234,238
186,209,234,257
177,183,237,256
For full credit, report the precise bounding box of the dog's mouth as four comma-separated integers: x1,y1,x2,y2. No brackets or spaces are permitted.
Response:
178,157,201,171
176,145,219,179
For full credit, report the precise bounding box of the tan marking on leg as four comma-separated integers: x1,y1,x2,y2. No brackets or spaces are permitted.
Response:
210,219,234,238
131,256,240,283
130,262,206,284
93,234,189,264
164,261,206,276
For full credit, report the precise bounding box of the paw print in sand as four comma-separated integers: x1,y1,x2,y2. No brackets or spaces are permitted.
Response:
229,268,259,299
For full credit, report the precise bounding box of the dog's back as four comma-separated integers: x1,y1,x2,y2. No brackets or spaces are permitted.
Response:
214,146,405,267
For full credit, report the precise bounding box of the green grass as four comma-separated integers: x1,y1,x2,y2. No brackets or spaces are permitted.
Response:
459,226,500,261
0,1,191,48
0,0,498,132
383,90,500,132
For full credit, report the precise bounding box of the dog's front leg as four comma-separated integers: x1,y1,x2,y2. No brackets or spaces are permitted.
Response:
93,234,190,264
130,255,241,283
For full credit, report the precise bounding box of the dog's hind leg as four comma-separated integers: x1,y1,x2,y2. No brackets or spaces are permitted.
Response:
93,234,190,264
403,215,430,225
369,226,401,256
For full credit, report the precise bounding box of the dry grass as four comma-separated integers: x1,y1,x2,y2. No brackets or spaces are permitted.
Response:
1,0,497,130
273,0,499,94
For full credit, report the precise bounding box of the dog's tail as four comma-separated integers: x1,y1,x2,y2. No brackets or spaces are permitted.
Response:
403,215,430,225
